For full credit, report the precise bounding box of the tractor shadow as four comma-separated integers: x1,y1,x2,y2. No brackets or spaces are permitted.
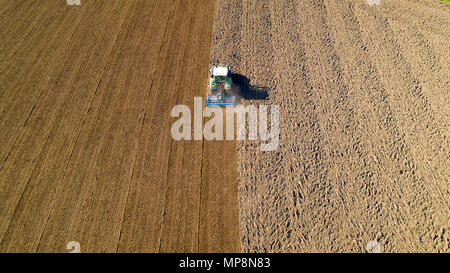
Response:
231,73,269,101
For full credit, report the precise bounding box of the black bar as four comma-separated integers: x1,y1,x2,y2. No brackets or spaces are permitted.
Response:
0,253,445,272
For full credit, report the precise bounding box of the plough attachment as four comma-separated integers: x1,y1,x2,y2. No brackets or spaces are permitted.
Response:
206,94,236,106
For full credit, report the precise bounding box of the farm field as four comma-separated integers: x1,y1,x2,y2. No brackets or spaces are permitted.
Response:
0,0,239,252
211,0,449,252
0,0,449,253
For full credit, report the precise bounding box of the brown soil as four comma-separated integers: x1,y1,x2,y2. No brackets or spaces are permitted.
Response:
0,0,239,253
211,0,449,252
1,0,448,253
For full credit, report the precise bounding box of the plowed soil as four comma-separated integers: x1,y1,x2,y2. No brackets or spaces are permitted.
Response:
0,0,239,253
1,0,449,253
211,0,449,252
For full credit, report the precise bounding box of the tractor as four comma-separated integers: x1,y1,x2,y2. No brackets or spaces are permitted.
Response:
206,64,236,106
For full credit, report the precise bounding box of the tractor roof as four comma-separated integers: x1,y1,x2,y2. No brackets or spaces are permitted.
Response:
212,65,229,77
